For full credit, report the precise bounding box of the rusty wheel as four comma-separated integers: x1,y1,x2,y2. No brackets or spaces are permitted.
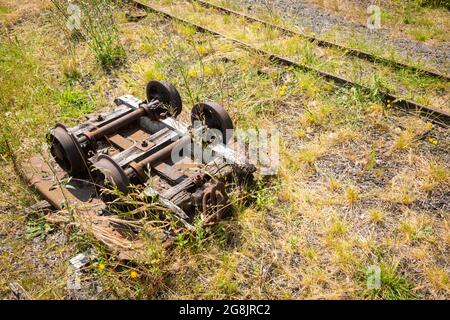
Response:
49,124,87,176
201,182,229,224
191,102,234,144
93,154,130,194
146,80,182,118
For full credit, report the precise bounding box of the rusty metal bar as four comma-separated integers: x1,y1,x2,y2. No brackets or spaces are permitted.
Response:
83,107,148,142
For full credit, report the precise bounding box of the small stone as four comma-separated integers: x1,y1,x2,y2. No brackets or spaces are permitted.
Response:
69,253,89,270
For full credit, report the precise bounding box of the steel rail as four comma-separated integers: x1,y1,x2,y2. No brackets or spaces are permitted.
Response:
192,0,450,81
129,0,450,126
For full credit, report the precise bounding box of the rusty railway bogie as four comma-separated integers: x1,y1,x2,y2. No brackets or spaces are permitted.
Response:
92,101,235,195
43,80,253,229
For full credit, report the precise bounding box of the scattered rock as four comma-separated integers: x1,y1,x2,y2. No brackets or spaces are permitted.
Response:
69,253,90,270
24,200,53,215
69,249,98,271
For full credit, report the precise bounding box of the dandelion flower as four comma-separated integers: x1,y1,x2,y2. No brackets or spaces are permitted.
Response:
130,270,139,279
98,263,105,270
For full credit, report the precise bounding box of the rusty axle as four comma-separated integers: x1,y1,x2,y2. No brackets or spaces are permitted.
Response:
82,103,153,143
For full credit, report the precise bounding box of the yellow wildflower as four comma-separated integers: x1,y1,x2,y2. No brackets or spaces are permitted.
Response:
278,84,287,96
428,138,438,145
98,263,105,270
130,270,139,279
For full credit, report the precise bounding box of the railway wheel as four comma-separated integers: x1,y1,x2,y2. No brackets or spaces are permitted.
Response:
191,102,234,144
49,124,87,176
146,80,183,118
93,154,130,195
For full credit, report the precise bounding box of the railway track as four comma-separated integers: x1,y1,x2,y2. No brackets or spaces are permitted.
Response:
128,0,450,126
192,0,450,81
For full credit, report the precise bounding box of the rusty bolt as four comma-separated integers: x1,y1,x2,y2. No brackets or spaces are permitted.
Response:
193,173,204,186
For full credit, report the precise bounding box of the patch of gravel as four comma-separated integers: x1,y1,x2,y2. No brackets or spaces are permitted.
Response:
242,0,450,69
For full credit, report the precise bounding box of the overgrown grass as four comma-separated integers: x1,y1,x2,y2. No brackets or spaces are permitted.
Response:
0,0,449,300
58,87,95,120
51,0,126,70
149,0,449,111
362,260,419,300
413,0,450,10
0,37,54,155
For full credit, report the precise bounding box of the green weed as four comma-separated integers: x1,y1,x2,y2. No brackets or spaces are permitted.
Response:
51,0,126,70
58,87,94,120
362,260,419,300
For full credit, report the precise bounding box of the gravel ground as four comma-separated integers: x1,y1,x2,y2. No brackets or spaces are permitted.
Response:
242,0,450,69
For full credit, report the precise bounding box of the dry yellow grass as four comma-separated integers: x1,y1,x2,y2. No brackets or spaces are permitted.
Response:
0,0,51,26
307,0,450,44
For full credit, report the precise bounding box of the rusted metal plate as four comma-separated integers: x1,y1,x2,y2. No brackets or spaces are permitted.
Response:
128,128,150,141
21,155,148,261
106,134,134,151
153,161,187,185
